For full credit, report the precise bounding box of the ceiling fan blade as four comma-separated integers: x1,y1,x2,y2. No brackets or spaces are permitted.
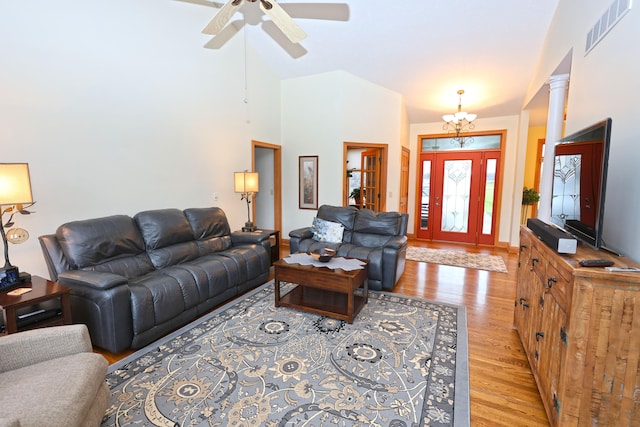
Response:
259,0,307,44
202,0,243,35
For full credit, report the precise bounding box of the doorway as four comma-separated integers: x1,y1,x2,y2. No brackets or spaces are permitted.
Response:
343,142,388,211
415,132,504,245
252,140,282,232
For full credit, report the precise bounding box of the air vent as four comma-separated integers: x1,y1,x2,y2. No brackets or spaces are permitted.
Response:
585,0,632,55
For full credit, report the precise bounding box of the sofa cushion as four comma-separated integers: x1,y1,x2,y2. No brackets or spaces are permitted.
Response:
0,352,107,427
56,215,150,273
184,207,233,254
311,217,345,243
354,209,404,235
184,207,232,239
317,205,357,242
135,209,200,269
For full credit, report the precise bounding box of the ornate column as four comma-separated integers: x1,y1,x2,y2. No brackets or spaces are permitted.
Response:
537,73,570,221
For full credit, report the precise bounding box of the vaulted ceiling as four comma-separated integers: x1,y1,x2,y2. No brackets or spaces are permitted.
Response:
184,0,560,125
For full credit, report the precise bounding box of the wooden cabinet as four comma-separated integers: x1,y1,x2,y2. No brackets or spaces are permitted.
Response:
515,226,640,426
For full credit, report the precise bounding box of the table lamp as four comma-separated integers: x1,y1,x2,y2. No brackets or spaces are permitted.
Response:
234,171,259,232
0,163,33,290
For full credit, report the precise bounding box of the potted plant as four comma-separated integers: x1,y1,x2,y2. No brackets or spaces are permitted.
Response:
521,187,540,224
522,187,540,205
349,187,365,205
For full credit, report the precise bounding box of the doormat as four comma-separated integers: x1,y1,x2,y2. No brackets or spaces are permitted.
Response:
102,281,470,426
406,247,508,273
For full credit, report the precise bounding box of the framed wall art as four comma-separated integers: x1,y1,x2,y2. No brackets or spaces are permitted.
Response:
299,155,318,210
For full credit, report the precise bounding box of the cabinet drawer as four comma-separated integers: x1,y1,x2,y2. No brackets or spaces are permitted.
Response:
545,262,570,310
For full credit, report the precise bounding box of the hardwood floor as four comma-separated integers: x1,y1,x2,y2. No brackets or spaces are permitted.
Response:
396,240,549,426
95,239,549,426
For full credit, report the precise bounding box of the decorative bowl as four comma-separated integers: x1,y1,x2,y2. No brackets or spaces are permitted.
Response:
311,248,336,262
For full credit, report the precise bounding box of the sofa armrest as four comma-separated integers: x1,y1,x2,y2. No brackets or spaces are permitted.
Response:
230,230,270,245
288,227,313,253
0,325,92,373
57,270,128,290
57,270,133,353
289,227,313,240
383,235,408,250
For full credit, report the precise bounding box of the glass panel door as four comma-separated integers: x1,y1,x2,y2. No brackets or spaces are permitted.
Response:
432,153,481,243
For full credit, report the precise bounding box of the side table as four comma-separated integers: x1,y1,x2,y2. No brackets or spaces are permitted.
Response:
0,275,72,335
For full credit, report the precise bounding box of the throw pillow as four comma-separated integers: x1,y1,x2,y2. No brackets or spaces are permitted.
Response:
311,217,344,243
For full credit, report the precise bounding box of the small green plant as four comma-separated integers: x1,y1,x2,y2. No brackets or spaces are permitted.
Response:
349,188,365,200
522,187,540,205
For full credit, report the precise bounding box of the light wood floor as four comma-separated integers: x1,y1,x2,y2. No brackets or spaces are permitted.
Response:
96,239,549,426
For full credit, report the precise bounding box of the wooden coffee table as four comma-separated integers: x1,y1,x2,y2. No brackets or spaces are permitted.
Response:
274,257,368,323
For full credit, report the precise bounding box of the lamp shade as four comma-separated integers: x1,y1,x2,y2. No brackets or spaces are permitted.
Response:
0,163,33,205
234,171,259,193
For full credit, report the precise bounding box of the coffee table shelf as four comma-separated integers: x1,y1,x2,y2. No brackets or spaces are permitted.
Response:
278,285,367,322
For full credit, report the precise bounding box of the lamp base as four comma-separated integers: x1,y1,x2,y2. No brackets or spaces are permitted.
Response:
0,266,20,292
242,222,257,232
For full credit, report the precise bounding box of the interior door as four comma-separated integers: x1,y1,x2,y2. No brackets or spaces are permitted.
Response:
416,151,499,244
361,149,381,211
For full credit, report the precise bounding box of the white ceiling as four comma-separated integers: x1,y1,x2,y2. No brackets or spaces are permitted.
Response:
183,0,560,125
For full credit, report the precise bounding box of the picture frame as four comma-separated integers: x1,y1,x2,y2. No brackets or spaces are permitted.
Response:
299,155,318,210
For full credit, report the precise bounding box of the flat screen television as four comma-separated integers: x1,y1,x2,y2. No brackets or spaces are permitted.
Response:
549,118,612,249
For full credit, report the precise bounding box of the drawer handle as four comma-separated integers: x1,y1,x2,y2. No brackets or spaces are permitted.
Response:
547,277,557,289
560,327,568,345
520,244,527,252
530,258,540,270
536,331,545,341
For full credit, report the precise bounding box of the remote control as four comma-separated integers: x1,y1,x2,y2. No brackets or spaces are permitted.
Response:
579,259,614,267
604,267,640,272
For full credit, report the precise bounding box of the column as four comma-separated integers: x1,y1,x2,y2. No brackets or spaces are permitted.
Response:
537,73,570,222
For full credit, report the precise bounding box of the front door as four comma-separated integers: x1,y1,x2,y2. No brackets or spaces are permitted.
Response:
416,149,500,245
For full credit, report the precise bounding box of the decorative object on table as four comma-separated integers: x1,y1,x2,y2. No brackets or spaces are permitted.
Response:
406,246,508,273
0,163,35,292
298,155,318,210
310,247,336,262
521,187,540,224
234,170,259,232
102,281,470,427
442,89,477,147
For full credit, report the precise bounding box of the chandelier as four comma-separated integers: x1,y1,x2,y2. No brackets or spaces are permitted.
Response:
442,89,477,147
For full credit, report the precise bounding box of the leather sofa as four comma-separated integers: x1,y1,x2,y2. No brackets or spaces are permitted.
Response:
0,325,109,427
39,207,270,353
288,205,408,291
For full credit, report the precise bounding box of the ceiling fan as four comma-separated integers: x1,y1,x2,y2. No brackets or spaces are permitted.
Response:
202,0,307,44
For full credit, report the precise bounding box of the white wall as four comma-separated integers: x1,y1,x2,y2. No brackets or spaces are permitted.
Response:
526,0,640,260
0,1,282,279
409,115,523,246
281,71,407,236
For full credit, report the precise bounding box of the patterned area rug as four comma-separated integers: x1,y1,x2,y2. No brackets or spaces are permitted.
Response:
102,281,470,426
406,247,508,273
